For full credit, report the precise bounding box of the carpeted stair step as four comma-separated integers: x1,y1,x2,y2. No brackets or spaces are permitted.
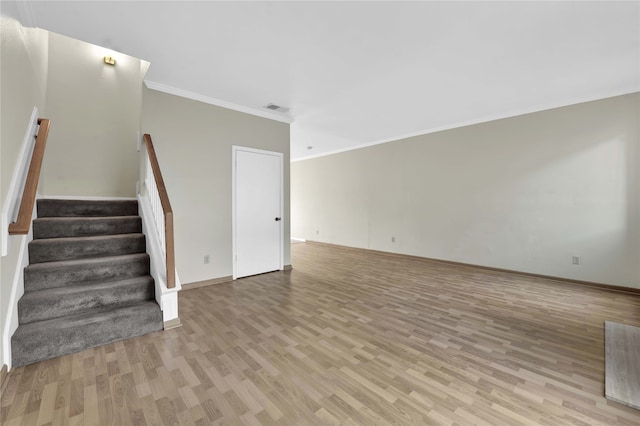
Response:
12,198,164,368
37,199,138,217
11,301,162,367
24,253,150,292
18,276,155,324
33,216,142,239
29,233,146,264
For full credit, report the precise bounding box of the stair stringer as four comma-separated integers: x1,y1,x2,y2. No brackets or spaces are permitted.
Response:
1,213,32,372
138,193,181,326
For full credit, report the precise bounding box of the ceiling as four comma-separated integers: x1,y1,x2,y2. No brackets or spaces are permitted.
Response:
4,1,639,160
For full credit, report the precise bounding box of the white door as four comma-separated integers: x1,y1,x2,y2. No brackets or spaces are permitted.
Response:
233,146,283,279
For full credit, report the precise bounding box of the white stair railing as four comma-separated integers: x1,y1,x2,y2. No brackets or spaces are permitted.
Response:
138,134,180,326
140,134,175,289
145,154,166,256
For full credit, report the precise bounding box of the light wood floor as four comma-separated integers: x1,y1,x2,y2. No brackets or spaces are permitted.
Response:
605,321,640,410
2,242,640,425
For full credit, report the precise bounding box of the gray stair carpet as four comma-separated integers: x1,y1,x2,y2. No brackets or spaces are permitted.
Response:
33,216,142,239
11,199,163,367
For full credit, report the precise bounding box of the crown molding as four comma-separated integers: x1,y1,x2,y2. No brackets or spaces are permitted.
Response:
144,81,294,124
292,88,640,162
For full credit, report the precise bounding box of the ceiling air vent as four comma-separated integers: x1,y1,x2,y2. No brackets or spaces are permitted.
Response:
264,103,290,113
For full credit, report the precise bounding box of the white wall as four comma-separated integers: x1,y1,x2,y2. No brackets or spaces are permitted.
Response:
1,18,48,203
141,87,291,284
0,18,49,370
40,32,145,197
292,93,640,288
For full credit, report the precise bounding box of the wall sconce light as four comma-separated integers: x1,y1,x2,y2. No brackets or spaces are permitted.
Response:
103,56,116,66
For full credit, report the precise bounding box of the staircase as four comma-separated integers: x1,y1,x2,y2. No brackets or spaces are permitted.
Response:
11,199,163,367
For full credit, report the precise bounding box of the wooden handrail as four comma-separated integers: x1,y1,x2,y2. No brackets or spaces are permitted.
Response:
142,134,175,289
9,119,50,235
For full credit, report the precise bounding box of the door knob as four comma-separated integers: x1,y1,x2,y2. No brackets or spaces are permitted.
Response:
275,217,281,221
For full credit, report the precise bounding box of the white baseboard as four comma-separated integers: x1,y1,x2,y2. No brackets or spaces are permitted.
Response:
291,237,306,243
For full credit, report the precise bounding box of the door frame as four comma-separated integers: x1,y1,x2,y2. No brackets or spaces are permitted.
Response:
232,145,284,280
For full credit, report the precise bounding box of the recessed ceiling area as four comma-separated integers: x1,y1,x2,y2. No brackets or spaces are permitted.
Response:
5,1,640,160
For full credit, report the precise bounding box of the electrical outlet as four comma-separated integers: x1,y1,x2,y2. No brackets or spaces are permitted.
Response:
391,236,396,243
204,255,210,264
572,255,581,265
316,229,319,235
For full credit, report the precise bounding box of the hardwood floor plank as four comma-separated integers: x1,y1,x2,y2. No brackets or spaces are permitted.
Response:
35,382,56,425
605,321,640,410
2,242,640,424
